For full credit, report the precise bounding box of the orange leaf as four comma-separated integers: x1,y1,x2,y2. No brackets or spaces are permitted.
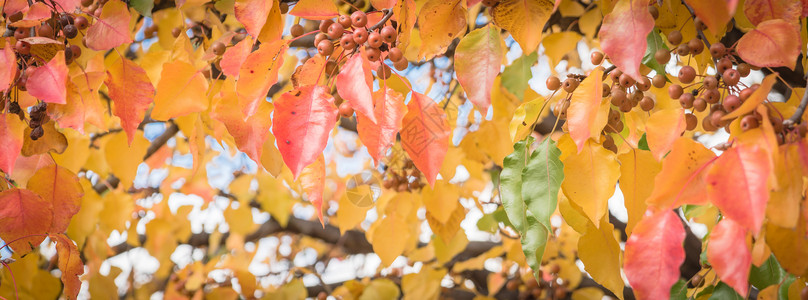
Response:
3,0,27,15
400,92,451,186
0,188,53,254
371,0,396,9
645,108,686,161
418,0,467,60
646,138,716,209
624,209,686,300
567,67,607,152
47,71,106,133
598,0,654,82
706,144,770,234
234,0,273,37
684,0,736,35
9,2,50,27
105,56,155,145
707,218,751,297
50,0,82,13
722,74,776,120
26,50,68,104
357,87,407,165
51,233,84,300
0,114,25,174
21,120,68,156
736,19,801,70
272,85,338,178
454,24,503,112
300,155,326,225
220,35,253,77
151,60,210,120
288,0,339,20
337,52,376,124
27,165,83,234
291,56,326,88
213,83,273,165
237,40,287,117
84,0,133,50
491,0,554,54
743,0,802,25
0,40,14,91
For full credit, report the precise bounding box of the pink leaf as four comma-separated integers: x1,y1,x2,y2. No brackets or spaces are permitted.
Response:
624,209,686,300
0,40,15,91
598,0,654,82
706,144,770,234
336,53,376,124
220,35,253,77
234,0,273,37
707,218,751,297
400,92,450,186
84,0,133,51
357,87,407,165
454,24,503,112
736,19,801,70
272,85,338,178
0,114,26,174
26,51,68,104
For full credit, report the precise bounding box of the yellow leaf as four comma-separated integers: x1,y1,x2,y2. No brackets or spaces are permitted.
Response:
224,201,256,236
767,144,802,228
104,131,149,189
359,278,400,300
418,0,467,60
66,179,104,247
571,287,606,300
645,108,686,161
151,60,210,120
509,96,546,142
578,217,624,299
52,129,90,173
618,149,661,236
646,138,716,209
145,218,179,277
426,203,465,243
433,230,468,264
371,214,410,267
766,216,808,276
492,0,554,54
542,32,582,69
402,266,446,300
559,136,619,227
257,0,283,43
337,185,373,233
422,180,460,224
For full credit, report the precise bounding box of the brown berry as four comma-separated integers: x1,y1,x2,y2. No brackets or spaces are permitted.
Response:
649,6,659,19
679,93,695,109
710,110,728,127
317,291,327,300
590,51,604,65
15,40,30,55
353,28,368,44
212,42,226,56
290,24,304,37
279,2,289,14
506,279,520,291
351,11,368,28
393,58,408,71
717,57,732,73
702,115,718,131
694,17,707,31
741,115,760,131
315,32,328,46
668,84,684,99
611,87,627,106
69,44,82,58
710,43,726,58
737,63,751,77
685,113,697,130
546,76,561,90
562,78,579,92
338,15,352,28
703,76,718,89
722,95,741,112
380,26,397,43
688,38,704,55
367,31,383,48
319,19,334,33
317,40,334,56
619,73,635,88
636,76,651,91
387,47,403,62
693,97,707,112
366,47,381,61
172,27,182,38
667,30,683,45
655,48,671,65
652,74,667,88
678,66,696,84
676,43,690,56
703,89,720,104
63,24,78,39
74,16,88,30
339,102,354,118
377,64,392,79
340,34,356,50
38,24,54,38
327,23,344,40
639,96,655,111
14,27,29,40
723,69,740,86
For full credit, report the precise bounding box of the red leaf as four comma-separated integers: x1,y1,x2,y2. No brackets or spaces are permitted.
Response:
598,0,654,82
454,24,503,112
234,0,273,37
400,92,451,186
736,19,801,70
238,40,287,117
26,51,68,104
744,0,802,25
272,85,338,178
51,233,84,300
27,165,83,234
220,35,253,77
213,82,273,165
0,188,53,254
357,87,407,165
84,0,133,51
300,155,326,225
706,144,770,234
707,218,751,297
623,210,686,300
0,114,25,173
105,56,154,145
684,0,736,35
288,0,339,20
0,40,15,91
337,53,376,124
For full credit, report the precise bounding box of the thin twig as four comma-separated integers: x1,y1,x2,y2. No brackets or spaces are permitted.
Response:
786,80,808,126
368,9,394,32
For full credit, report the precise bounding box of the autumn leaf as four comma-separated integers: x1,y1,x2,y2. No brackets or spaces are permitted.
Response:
559,136,619,226
356,87,407,165
722,74,776,120
84,0,133,50
422,181,460,224
736,19,801,70
21,120,68,156
684,0,736,35
220,35,253,77
0,188,53,254
491,0,554,54
151,60,210,120
291,55,326,88
51,233,84,300
617,149,661,236
9,2,51,27
299,155,325,225
272,85,338,178
708,218,752,297
598,0,654,81
0,114,26,174
578,218,624,299
26,50,68,104
743,0,802,25
645,108,686,161
48,72,107,133
237,40,287,117
337,53,376,124
288,0,339,20
646,137,716,209
234,0,272,37
400,92,451,186
623,209,686,300
0,39,15,91
567,67,607,152
418,0,467,60
454,24,504,112
104,56,155,145
213,81,273,165
706,144,770,234
27,165,83,234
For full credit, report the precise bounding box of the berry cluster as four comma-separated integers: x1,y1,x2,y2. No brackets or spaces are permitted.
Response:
504,265,569,300
28,102,48,140
382,159,424,192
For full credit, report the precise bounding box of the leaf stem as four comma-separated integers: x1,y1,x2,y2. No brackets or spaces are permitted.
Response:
368,9,394,32
1,261,19,300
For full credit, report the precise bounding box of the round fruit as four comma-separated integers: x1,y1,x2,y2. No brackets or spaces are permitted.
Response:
737,63,751,77
562,78,579,92
70,44,82,58
693,97,707,112
506,279,520,291
325,60,338,75
317,40,334,56
377,64,392,79
381,26,397,43
38,24,54,37
353,28,368,44
172,27,182,38
327,23,344,40
59,14,73,26
366,47,381,61
694,17,707,31
317,291,328,300
340,34,356,50
710,110,728,127
703,89,720,104
723,95,741,111
717,57,732,73
393,58,408,71
339,102,354,118
610,88,627,106
279,2,289,14
685,113,697,130
74,16,88,30
739,88,754,101
338,15,352,28
351,11,368,28
590,51,604,65
212,42,226,56
619,73,635,88
710,43,726,58
636,77,651,91
290,24,304,37
702,76,718,89
655,48,671,65
639,96,654,111
679,93,695,109
652,74,667,88
63,24,78,39
546,76,561,90
64,47,74,62
667,30,683,45
15,40,31,55
678,66,696,84
649,6,659,19
702,115,718,131
676,43,690,56
668,84,684,99
723,69,740,86
741,115,760,131
14,27,29,40
319,19,334,33
688,38,704,54
315,32,328,46
388,47,403,62
367,31,383,48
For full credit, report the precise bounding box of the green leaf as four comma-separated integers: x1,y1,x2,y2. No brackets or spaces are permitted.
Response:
779,275,796,300
131,0,154,17
696,284,715,298
638,133,649,150
642,29,668,75
476,213,498,233
492,207,514,229
522,138,564,231
521,211,549,282
501,52,538,99
750,255,784,290
500,137,532,233
708,282,743,300
670,279,688,300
